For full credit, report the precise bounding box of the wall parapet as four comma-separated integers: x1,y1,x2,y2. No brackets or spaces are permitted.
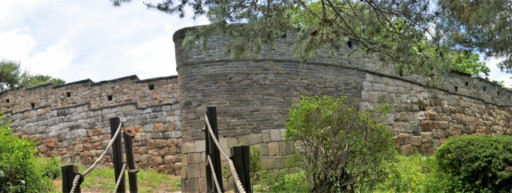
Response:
0,75,179,114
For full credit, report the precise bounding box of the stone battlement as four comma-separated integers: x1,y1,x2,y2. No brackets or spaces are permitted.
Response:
0,75,179,114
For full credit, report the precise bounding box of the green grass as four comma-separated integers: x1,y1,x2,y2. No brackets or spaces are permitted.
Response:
51,165,180,193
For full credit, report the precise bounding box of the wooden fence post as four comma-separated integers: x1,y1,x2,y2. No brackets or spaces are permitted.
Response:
231,146,251,193
62,165,80,193
206,107,224,193
110,117,125,193
123,129,138,193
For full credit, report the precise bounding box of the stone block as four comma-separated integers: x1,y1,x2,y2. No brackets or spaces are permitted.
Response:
262,156,275,170
270,129,281,142
184,178,199,193
188,153,202,164
420,132,433,143
195,140,206,152
199,177,207,193
153,123,164,132
400,144,417,155
258,143,269,156
143,124,153,133
248,133,262,145
149,156,162,167
268,142,279,156
182,142,195,153
262,130,271,143
187,164,202,179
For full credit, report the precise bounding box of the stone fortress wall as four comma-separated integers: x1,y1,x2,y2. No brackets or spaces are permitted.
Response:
0,25,511,192
0,75,183,175
173,26,512,192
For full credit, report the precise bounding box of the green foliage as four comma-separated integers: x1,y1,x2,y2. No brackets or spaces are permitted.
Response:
256,169,309,193
35,156,61,180
19,73,66,88
77,165,180,192
0,60,21,92
249,145,262,191
449,51,490,77
0,115,52,192
374,154,452,193
0,59,65,92
436,135,512,192
285,95,395,192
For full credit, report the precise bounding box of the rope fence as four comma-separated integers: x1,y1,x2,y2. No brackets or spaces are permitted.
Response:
204,111,248,193
63,117,139,193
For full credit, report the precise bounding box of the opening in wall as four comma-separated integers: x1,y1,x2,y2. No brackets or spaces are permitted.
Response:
148,84,155,90
454,86,458,92
66,92,71,97
30,103,35,109
498,91,500,95
107,95,113,101
465,81,469,86
484,86,486,91
5,99,9,103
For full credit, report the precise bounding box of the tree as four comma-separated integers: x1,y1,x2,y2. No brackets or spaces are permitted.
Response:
18,73,66,88
0,60,21,92
285,96,395,192
112,0,509,81
0,60,65,92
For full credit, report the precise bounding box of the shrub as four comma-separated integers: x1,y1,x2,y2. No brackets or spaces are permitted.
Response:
285,96,395,192
435,135,512,192
35,156,61,179
374,154,453,193
257,169,309,192
0,114,52,192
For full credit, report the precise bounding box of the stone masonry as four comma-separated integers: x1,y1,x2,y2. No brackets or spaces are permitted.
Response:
1,25,512,192
173,26,512,192
0,75,183,175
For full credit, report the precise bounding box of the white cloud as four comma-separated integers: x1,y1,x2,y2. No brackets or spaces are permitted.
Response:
0,0,210,82
0,28,36,60
127,34,175,78
23,41,73,77
486,56,512,88
0,0,42,27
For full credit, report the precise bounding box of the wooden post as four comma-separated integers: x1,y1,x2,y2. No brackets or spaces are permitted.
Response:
123,129,138,193
231,146,251,193
62,165,80,193
110,117,125,193
206,107,224,193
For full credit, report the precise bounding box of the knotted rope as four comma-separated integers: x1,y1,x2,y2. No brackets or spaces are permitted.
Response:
205,114,246,193
69,123,123,193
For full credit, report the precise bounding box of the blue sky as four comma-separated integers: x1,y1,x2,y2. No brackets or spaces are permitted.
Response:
0,0,510,87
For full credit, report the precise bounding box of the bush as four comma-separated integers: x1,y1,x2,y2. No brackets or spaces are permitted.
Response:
257,169,309,192
435,135,512,192
35,156,61,179
374,154,452,193
285,96,395,192
0,115,52,192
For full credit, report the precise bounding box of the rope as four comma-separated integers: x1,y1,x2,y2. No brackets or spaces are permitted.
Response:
123,127,135,137
204,114,246,193
113,164,127,193
69,122,123,193
207,156,223,193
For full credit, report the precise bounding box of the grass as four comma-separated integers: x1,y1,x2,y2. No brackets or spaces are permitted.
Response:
51,165,180,193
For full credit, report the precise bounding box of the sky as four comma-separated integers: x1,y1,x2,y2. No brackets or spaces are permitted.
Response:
0,0,208,83
0,0,511,87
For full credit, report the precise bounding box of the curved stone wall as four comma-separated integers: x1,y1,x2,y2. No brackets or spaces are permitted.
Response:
174,26,512,192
